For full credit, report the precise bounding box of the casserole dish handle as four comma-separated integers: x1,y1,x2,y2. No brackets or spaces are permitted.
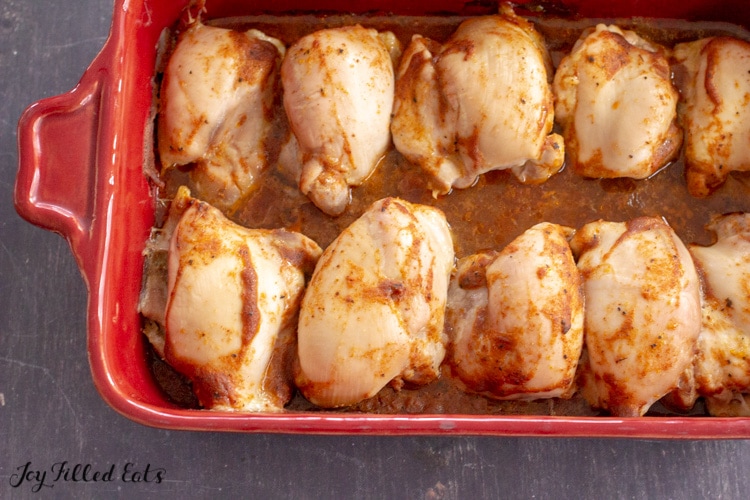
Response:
14,51,109,270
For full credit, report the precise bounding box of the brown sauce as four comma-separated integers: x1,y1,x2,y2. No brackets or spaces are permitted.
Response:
149,13,750,415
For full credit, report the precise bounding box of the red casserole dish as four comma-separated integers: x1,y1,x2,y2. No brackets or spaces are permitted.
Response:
14,0,750,437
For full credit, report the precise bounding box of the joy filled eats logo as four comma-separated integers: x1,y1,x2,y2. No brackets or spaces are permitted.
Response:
9,461,165,493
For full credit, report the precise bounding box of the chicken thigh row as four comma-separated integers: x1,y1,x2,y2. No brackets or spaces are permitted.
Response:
555,25,750,196
150,193,455,411
156,12,750,218
447,216,699,417
449,214,750,417
157,21,397,217
391,10,749,195
148,185,750,415
157,9,562,214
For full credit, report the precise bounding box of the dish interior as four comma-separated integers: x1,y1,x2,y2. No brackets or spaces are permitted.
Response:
139,7,750,418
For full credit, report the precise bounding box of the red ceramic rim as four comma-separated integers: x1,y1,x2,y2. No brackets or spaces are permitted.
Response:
14,0,750,437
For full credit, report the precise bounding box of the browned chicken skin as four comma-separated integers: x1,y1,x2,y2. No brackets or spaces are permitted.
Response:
391,7,564,196
673,37,750,197
553,24,682,179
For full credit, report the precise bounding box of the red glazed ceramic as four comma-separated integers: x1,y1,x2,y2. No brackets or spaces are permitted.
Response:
15,0,750,436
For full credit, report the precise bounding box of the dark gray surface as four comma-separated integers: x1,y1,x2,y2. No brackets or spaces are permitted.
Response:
1,1,748,498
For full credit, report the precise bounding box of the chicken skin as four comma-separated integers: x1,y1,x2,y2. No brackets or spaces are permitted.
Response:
157,23,286,212
672,37,750,197
279,25,396,216
570,217,701,416
295,197,454,408
687,214,750,415
447,223,584,400
553,25,682,179
391,8,564,196
164,188,322,412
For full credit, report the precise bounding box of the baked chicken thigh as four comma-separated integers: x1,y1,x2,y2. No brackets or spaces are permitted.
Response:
447,223,584,400
391,8,564,196
553,25,682,179
687,213,750,415
672,37,750,197
164,188,322,412
295,197,454,408
158,23,285,212
279,25,396,216
570,217,701,416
